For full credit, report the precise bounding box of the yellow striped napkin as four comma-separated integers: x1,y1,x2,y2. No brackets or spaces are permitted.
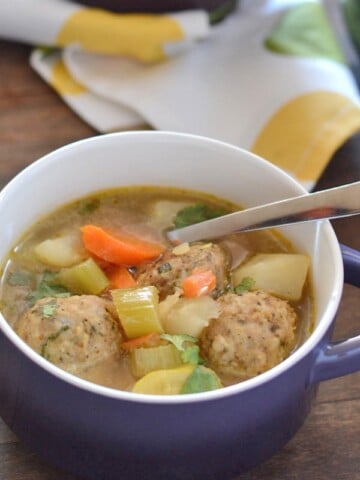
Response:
1,0,209,62
3,0,360,190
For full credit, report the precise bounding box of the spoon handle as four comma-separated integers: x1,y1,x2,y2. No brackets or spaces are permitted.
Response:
168,181,360,243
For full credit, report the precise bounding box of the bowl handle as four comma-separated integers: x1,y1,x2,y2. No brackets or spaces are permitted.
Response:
310,244,360,384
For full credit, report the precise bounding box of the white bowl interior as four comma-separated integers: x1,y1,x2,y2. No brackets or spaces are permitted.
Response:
0,132,343,402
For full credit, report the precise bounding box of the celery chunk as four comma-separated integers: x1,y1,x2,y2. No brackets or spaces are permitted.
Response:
56,258,109,295
111,286,164,339
130,344,182,378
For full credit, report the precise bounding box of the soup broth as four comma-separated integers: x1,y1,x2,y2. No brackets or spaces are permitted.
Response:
0,186,313,394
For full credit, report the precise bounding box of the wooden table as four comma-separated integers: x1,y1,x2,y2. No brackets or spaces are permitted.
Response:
0,40,359,480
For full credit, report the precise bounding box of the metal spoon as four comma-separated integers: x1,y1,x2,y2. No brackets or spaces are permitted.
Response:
167,181,360,243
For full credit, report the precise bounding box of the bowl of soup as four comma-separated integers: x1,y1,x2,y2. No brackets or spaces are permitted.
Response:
0,131,359,479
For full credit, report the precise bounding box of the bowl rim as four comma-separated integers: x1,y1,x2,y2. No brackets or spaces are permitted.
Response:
0,131,344,404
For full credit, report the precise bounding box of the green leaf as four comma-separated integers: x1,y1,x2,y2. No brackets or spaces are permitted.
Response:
41,325,70,360
7,271,33,286
180,365,222,394
157,262,172,274
42,271,60,283
80,198,100,214
160,334,197,352
41,300,58,318
180,345,204,365
173,203,228,229
26,272,70,305
161,334,204,366
234,276,255,294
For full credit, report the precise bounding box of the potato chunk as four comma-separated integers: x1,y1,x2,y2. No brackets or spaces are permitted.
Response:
160,295,220,338
34,233,87,267
150,200,192,229
232,253,310,301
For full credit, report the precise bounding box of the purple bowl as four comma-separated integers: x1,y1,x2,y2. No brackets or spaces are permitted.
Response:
0,132,359,479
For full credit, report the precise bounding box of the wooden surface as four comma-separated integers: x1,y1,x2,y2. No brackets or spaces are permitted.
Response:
0,40,359,480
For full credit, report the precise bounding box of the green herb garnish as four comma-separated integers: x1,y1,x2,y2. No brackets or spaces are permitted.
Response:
7,271,33,287
41,300,58,318
157,262,172,274
161,334,197,351
173,203,228,229
160,334,204,365
180,365,222,394
41,325,70,360
234,276,256,294
27,272,70,305
181,345,204,365
80,198,100,214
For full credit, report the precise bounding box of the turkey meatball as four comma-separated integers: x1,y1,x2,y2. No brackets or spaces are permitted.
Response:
15,295,122,374
137,242,229,299
200,291,297,382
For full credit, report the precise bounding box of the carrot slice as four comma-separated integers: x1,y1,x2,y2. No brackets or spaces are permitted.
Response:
181,268,216,298
121,332,162,351
106,265,137,289
90,253,113,270
81,225,164,266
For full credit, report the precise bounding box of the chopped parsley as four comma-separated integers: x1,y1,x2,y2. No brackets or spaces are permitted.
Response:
27,271,70,305
157,262,172,274
181,345,203,365
161,334,204,365
41,325,70,360
234,276,256,294
161,333,196,351
173,203,228,229
41,300,58,318
180,365,222,394
80,198,100,214
7,271,33,287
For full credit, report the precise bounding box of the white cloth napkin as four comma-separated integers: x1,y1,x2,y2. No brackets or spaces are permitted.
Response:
22,1,360,189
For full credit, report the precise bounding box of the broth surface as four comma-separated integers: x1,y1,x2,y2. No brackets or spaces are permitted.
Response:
0,186,313,392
